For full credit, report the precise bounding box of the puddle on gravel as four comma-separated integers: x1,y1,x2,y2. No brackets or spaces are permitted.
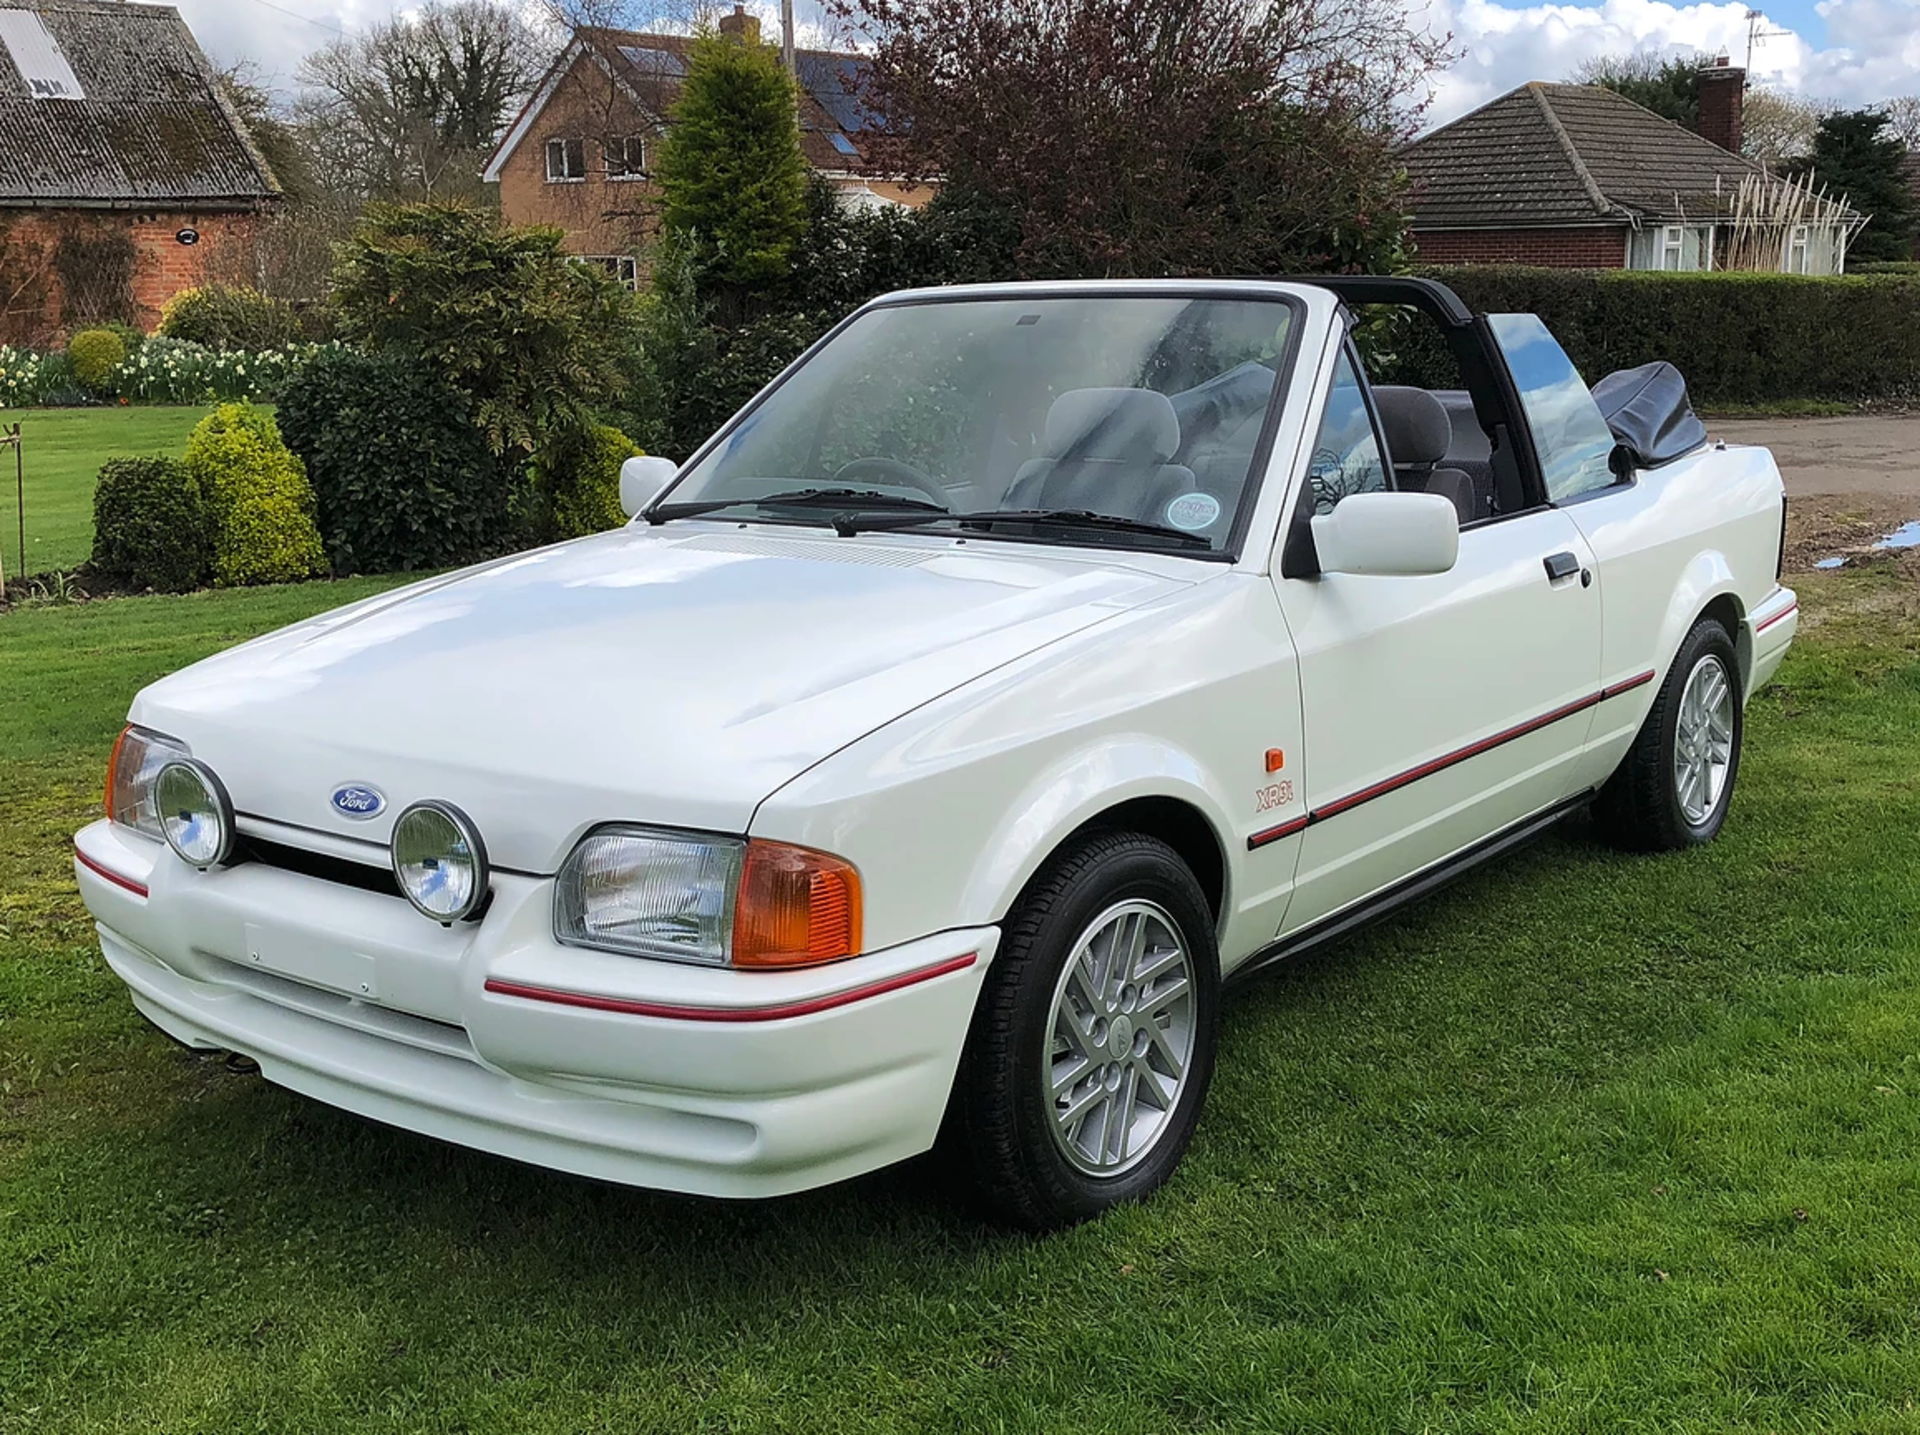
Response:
1813,520,1920,569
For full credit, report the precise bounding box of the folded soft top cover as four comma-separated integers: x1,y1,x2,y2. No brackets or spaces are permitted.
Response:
1591,361,1708,470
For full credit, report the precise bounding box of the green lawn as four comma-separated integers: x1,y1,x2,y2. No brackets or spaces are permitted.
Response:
3,568,1920,1432
0,407,214,578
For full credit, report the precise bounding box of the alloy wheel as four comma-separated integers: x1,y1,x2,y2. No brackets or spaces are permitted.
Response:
1042,899,1197,1177
1673,652,1735,825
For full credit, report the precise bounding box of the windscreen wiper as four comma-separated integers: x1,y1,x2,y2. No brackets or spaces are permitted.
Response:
830,507,1213,550
646,488,950,525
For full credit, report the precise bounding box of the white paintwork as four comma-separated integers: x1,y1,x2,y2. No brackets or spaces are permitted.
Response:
1309,490,1460,576
619,454,679,516
74,280,1793,1199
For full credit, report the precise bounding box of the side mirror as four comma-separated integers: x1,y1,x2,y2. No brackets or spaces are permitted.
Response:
620,455,680,517
1309,491,1459,577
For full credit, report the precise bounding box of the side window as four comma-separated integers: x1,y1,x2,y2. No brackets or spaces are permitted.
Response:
1486,314,1617,503
1305,346,1389,514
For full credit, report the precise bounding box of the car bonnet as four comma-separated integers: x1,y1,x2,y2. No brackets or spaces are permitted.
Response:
127,524,1193,872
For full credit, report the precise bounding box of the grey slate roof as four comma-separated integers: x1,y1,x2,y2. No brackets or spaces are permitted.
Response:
1403,82,1799,229
0,0,278,209
568,27,884,175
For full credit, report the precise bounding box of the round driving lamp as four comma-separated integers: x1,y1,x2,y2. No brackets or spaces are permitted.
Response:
154,759,235,870
390,800,489,923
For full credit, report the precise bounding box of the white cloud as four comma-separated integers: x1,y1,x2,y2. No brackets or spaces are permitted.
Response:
169,0,1920,127
1419,0,1917,127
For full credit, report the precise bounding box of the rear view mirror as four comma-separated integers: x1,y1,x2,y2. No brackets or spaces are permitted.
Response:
1310,491,1459,577
620,455,680,517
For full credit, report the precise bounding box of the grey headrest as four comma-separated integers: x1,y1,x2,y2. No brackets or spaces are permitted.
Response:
1045,388,1181,463
1372,386,1452,468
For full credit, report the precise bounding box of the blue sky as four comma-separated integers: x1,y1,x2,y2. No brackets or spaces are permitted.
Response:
190,0,1919,128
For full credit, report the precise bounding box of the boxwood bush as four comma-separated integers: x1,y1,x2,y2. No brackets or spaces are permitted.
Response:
1386,267,1920,407
66,328,126,390
89,455,211,593
184,403,328,586
545,424,641,540
160,283,303,352
277,346,512,575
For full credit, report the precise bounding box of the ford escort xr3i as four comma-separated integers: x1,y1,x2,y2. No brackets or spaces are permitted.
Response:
74,278,1794,1229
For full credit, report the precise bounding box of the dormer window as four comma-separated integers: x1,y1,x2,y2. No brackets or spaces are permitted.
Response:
545,137,586,182
606,136,647,180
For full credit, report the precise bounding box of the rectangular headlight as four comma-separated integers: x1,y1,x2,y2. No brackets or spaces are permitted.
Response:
553,827,864,968
554,827,744,966
106,725,189,842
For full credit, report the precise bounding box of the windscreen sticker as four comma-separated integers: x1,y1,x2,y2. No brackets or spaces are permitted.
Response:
1165,492,1221,532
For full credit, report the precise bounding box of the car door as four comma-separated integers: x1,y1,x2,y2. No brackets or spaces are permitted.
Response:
1268,337,1604,936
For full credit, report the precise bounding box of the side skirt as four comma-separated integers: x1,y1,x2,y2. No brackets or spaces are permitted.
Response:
1227,790,1594,990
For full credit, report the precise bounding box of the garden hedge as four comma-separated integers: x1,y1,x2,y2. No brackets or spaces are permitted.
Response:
184,403,328,587
277,347,515,575
89,455,211,593
1387,267,1920,408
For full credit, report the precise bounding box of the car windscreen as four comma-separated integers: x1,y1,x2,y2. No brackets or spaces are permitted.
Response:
658,295,1296,554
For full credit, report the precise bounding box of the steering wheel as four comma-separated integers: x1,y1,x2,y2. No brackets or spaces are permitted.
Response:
832,457,951,508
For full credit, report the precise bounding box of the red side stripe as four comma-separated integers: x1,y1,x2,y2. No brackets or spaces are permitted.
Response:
1247,815,1310,849
76,846,150,898
1244,669,1659,850
482,952,978,1024
1756,602,1797,634
1601,669,1657,699
1311,689,1606,822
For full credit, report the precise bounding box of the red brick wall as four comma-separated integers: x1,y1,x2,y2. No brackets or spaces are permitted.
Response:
1412,226,1629,268
0,208,262,343
496,61,658,257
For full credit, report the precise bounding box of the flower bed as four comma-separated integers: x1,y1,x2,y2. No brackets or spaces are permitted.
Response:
0,339,344,408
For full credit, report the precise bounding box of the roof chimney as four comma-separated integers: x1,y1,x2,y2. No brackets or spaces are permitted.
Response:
718,4,761,46
1697,56,1745,154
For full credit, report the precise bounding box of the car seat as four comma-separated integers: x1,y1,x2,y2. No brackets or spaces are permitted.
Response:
1002,388,1197,521
1370,385,1477,525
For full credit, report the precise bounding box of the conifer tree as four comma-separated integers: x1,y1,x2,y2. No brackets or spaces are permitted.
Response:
654,31,810,290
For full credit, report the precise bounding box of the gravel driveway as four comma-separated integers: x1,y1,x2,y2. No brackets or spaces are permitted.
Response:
1709,414,1920,498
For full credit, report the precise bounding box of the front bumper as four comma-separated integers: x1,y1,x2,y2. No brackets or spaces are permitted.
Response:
74,820,996,1198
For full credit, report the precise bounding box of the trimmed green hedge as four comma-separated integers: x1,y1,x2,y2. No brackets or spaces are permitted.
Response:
90,455,211,593
278,346,512,575
1388,267,1920,407
184,403,328,587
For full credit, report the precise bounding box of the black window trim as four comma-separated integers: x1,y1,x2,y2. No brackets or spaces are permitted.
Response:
647,285,1310,565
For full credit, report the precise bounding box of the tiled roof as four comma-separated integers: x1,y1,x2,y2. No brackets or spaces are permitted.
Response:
576,27,883,175
0,0,277,208
1402,82,1810,229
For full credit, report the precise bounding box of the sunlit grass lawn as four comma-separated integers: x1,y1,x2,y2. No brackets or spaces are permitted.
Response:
3,564,1920,1432
0,407,215,577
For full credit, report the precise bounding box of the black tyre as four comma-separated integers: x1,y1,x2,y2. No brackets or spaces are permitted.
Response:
951,831,1220,1230
1595,617,1743,851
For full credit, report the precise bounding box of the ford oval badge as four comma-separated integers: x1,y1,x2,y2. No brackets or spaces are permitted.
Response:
330,784,386,820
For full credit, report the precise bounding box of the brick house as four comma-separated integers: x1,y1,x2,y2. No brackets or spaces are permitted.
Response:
1402,69,1860,273
0,0,280,342
483,8,928,281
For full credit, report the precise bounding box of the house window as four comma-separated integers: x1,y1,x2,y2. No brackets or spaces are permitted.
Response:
545,137,586,182
1786,225,1811,274
580,255,639,290
606,136,647,180
1659,225,1686,271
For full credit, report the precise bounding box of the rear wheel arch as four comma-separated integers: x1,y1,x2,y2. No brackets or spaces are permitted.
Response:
1699,592,1748,687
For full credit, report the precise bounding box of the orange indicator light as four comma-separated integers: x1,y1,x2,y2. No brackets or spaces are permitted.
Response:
1265,749,1286,773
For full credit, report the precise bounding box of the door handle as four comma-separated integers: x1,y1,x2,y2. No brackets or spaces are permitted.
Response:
1543,551,1580,581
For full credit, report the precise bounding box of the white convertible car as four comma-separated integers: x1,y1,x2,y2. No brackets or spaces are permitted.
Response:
74,278,1795,1228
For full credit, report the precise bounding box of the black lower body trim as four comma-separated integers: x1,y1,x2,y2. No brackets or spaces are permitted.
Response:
1228,789,1593,989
